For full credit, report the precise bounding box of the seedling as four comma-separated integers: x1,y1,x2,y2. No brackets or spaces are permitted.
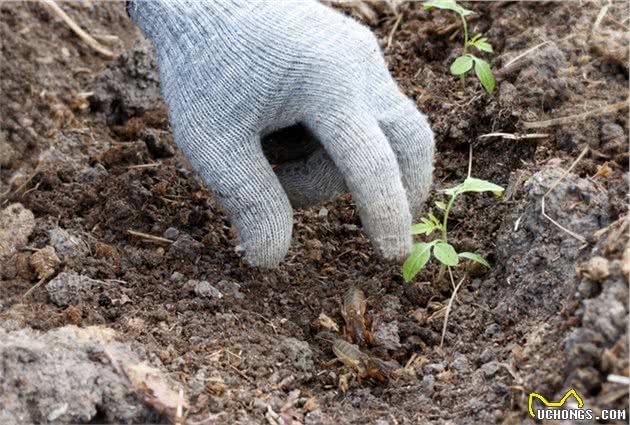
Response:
403,177,504,282
423,0,496,94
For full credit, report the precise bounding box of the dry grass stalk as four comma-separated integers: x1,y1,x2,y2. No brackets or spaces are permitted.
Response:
478,132,550,141
440,270,466,348
523,100,629,129
40,0,114,58
387,13,403,49
126,162,161,170
127,230,174,244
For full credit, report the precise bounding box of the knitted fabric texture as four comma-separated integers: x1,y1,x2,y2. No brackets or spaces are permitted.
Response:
129,0,434,267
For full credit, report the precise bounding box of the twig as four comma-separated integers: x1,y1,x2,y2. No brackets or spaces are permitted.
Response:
607,374,630,386
605,15,630,32
1,168,40,202
91,33,120,44
127,230,174,244
440,274,466,348
175,389,185,425
23,277,47,299
478,132,550,141
387,13,403,49
250,311,278,335
592,1,611,33
541,147,589,243
40,0,114,58
523,100,629,129
229,365,253,383
126,162,161,170
467,143,473,178
496,40,551,78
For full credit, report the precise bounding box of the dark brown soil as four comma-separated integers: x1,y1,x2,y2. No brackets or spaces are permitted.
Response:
1,1,628,424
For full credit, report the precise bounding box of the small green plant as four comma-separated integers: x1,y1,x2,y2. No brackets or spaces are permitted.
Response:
403,177,504,282
423,0,496,94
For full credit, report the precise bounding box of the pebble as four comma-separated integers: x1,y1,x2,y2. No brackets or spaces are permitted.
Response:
372,320,401,350
46,272,105,307
168,233,203,260
479,348,495,363
318,208,328,219
48,227,88,260
193,281,223,299
450,355,469,372
215,279,243,299
585,256,610,281
420,374,435,395
170,271,184,282
480,361,501,378
163,227,180,240
0,203,35,260
484,323,501,337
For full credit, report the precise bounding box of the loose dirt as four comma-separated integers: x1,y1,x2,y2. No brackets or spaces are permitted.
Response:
1,1,628,424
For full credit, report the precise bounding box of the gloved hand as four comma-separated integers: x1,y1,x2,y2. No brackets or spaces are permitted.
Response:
128,0,434,268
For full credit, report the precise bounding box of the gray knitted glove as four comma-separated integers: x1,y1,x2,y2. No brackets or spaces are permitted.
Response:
128,0,434,268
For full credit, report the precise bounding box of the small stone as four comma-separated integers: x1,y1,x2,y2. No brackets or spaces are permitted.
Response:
48,227,88,260
170,271,184,282
372,320,401,350
585,256,610,281
450,355,469,372
46,272,105,307
168,234,203,260
479,348,495,364
485,323,501,337
480,361,501,378
215,279,243,299
163,227,179,240
318,208,328,219
0,203,35,260
424,363,445,374
193,281,223,299
420,374,435,395
341,224,359,233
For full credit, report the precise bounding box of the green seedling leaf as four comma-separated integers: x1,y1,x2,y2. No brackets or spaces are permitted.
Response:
411,222,434,235
472,57,495,94
403,242,435,282
433,242,459,266
450,55,474,75
435,201,447,210
458,177,504,195
428,213,442,228
468,35,493,53
473,40,493,53
423,0,474,16
459,252,490,268
475,41,493,53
